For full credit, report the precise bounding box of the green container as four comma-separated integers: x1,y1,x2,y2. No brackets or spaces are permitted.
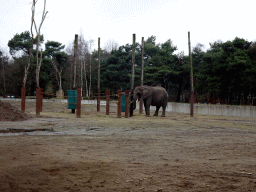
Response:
67,90,77,109
121,92,130,112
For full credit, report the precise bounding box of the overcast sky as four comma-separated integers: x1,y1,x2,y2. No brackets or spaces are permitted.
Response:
1,0,255,56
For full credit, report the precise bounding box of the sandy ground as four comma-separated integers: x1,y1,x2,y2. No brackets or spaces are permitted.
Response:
0,100,256,191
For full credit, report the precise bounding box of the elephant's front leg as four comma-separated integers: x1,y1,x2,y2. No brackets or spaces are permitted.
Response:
144,100,150,116
153,106,160,116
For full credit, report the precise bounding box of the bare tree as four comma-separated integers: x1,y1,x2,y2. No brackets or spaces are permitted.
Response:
22,1,36,88
77,33,88,95
65,37,94,98
88,38,94,98
32,0,48,88
52,59,63,91
104,38,119,52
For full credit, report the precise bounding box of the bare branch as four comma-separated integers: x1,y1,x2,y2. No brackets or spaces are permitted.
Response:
38,0,48,34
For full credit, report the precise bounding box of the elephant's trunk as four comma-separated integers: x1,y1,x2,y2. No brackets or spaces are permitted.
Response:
133,101,136,110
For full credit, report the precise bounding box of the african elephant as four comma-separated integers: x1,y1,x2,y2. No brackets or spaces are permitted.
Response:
132,85,168,117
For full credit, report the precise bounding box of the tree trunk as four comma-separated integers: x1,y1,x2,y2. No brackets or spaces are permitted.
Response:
89,54,92,98
35,35,40,88
73,34,78,89
97,38,100,91
188,31,194,117
131,34,135,90
97,38,101,112
2,60,6,93
59,72,62,90
80,60,83,94
130,34,136,117
140,37,144,114
84,60,88,98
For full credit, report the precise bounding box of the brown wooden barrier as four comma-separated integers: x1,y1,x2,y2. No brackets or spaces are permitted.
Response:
117,90,122,118
21,86,25,112
125,90,129,118
40,89,43,112
97,89,100,112
77,88,81,118
130,90,133,117
36,88,43,115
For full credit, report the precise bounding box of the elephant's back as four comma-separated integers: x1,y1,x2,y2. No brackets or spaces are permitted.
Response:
151,87,168,106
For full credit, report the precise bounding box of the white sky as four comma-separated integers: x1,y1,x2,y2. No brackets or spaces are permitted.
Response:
0,0,255,56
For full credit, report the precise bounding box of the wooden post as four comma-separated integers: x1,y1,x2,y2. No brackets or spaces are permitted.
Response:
76,88,81,118
125,90,129,118
140,37,144,86
106,90,110,115
97,90,100,112
188,31,194,117
117,90,122,118
39,88,43,112
139,37,144,114
97,37,101,112
21,86,25,112
130,34,136,117
73,34,78,89
36,88,40,115
130,90,134,117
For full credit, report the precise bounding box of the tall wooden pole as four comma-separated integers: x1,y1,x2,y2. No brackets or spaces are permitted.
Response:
97,37,101,112
139,37,144,114
131,34,136,90
140,37,144,86
188,31,194,117
130,34,136,117
73,34,78,89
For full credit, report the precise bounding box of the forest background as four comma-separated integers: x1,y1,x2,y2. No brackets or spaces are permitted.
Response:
0,31,256,105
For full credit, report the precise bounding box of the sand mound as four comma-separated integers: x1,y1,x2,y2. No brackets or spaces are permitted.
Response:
0,101,31,121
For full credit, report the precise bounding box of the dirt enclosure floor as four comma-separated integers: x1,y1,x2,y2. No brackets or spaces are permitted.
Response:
0,100,256,192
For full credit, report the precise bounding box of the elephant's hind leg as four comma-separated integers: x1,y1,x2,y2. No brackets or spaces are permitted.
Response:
153,106,160,116
161,106,166,117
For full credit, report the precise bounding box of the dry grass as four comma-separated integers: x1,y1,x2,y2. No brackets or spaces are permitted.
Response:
3,100,256,131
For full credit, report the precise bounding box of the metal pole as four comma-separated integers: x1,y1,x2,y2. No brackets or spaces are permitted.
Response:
188,31,194,117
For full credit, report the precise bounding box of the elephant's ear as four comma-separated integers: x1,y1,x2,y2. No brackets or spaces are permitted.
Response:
141,88,150,99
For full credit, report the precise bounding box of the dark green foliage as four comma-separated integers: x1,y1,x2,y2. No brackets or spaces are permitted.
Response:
8,31,43,57
3,32,256,105
194,37,256,104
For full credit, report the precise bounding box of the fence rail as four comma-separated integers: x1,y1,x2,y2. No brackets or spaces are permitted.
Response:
1,98,255,117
